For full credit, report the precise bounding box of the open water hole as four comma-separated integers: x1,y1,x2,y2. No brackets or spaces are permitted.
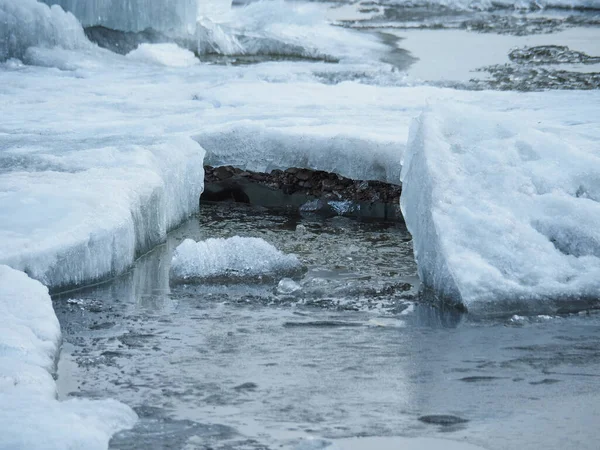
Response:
53,203,600,450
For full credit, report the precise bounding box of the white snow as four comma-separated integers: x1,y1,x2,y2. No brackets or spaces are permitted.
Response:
171,236,303,281
0,265,137,450
0,0,90,61
127,43,199,67
401,101,600,313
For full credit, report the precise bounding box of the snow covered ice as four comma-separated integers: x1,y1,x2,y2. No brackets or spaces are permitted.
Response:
2,0,600,447
0,265,137,450
401,101,600,313
126,43,199,67
171,236,304,282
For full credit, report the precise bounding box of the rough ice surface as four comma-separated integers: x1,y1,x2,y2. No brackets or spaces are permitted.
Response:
194,1,387,61
0,136,205,290
0,0,90,61
2,2,600,309
0,265,137,450
40,0,200,33
126,43,199,67
198,123,402,184
401,102,600,314
171,236,303,282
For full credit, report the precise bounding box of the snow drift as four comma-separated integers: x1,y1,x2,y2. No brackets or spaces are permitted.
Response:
401,102,600,314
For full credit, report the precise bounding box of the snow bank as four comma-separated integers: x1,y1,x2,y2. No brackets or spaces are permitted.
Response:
0,265,137,449
401,103,600,314
0,0,90,61
171,236,303,282
0,137,205,290
127,43,199,67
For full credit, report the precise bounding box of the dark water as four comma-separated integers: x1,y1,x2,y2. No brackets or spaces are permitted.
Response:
53,204,600,450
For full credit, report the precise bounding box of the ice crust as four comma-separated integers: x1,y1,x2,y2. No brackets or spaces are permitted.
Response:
171,236,303,281
0,0,90,61
2,1,600,309
0,137,205,290
401,103,600,313
40,0,201,33
198,123,403,184
0,265,137,449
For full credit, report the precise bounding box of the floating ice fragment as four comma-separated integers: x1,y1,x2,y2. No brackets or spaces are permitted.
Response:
127,43,199,67
171,236,304,282
277,277,302,295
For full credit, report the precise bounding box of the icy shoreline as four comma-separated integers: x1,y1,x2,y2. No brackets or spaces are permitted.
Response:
0,265,137,449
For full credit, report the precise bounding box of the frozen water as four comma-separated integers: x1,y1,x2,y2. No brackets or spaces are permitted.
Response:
194,0,388,62
0,265,60,383
197,121,404,184
0,265,137,450
0,0,90,61
126,43,199,67
171,236,304,282
277,277,302,294
1,0,600,306
40,0,201,34
382,0,600,11
0,136,205,290
401,101,600,313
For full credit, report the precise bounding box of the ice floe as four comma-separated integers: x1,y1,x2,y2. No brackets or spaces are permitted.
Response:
171,236,304,282
0,137,205,290
126,43,199,67
401,101,600,313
